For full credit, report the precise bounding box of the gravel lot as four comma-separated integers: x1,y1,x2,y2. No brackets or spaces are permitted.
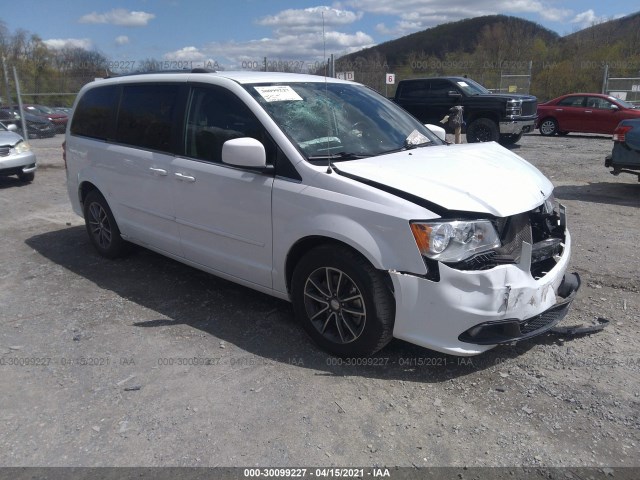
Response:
1,132,639,473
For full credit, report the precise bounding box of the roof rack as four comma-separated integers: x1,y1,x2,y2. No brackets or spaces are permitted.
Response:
105,68,216,78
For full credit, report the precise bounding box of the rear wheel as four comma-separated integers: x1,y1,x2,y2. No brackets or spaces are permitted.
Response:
83,190,129,258
539,118,558,136
466,118,499,143
292,245,394,357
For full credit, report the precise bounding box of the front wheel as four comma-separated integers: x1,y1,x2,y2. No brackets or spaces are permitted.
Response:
292,245,395,357
83,190,130,258
466,118,499,143
539,118,558,136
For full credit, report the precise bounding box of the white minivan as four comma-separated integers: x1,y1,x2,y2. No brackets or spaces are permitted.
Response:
65,70,580,357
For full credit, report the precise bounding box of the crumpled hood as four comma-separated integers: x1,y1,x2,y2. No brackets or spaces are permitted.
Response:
0,131,24,147
335,142,554,217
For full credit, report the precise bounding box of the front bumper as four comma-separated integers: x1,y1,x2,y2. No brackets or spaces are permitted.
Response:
499,119,536,135
0,150,37,176
390,230,574,356
458,272,580,344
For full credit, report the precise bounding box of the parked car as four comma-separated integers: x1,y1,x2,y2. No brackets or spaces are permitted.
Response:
0,108,58,138
0,109,20,127
605,119,640,181
65,71,580,357
2,104,68,133
537,93,640,136
0,121,37,182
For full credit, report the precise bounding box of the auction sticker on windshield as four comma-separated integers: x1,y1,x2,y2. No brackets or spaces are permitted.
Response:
254,86,303,102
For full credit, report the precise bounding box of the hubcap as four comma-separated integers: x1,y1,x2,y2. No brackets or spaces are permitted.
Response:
303,267,366,344
88,202,112,249
541,121,555,135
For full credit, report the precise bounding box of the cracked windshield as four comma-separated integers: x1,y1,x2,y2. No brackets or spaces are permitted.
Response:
246,82,440,162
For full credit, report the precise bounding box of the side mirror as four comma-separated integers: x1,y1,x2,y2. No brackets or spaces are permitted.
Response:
610,104,619,111
7,124,18,132
221,137,267,168
425,124,446,142
448,91,462,98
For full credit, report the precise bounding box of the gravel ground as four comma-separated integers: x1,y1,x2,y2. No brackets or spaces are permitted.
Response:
0,132,639,473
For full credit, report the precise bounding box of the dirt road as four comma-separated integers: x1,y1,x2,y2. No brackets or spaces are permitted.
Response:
1,133,638,472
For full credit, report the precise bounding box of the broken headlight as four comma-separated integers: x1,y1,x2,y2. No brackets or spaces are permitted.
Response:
410,220,501,263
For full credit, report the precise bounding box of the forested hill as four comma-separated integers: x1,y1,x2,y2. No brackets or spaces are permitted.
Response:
346,15,559,68
334,13,640,100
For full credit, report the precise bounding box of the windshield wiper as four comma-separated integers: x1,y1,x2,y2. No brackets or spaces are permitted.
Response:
306,151,369,161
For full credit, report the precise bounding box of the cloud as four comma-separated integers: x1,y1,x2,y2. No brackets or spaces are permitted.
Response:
165,30,374,70
570,9,608,27
257,6,363,34
115,35,130,46
79,8,155,27
43,38,93,50
164,46,207,61
163,6,373,70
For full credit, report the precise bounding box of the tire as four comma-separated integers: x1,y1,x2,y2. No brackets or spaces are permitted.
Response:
499,132,523,145
83,190,129,259
17,171,35,182
466,118,499,143
292,245,395,357
539,118,558,136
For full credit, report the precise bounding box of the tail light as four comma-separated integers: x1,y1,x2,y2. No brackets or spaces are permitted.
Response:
62,140,66,168
613,125,633,142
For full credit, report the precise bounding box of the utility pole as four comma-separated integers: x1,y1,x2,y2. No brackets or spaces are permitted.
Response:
2,57,12,108
13,67,28,139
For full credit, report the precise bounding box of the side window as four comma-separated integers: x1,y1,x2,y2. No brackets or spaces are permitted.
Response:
558,96,586,107
428,80,455,97
185,86,271,164
70,85,118,140
587,97,613,109
114,84,179,153
399,81,428,99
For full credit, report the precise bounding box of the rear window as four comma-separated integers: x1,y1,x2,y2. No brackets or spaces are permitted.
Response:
70,85,118,140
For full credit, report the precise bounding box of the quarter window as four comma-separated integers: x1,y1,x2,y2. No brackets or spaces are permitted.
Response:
70,85,118,140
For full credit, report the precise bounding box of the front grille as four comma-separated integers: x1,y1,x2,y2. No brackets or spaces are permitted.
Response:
458,290,575,345
447,204,565,276
521,100,537,117
0,146,10,157
519,304,568,334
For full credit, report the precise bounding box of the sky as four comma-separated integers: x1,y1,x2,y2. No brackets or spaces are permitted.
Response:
0,0,634,72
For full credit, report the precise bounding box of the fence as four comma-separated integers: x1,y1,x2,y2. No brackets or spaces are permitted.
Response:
605,75,640,105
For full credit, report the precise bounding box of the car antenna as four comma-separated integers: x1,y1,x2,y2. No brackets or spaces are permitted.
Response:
322,11,332,174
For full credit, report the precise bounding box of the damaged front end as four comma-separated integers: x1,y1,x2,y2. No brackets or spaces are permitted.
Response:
391,198,581,356
455,200,581,344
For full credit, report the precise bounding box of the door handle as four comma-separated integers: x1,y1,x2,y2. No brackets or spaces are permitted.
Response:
585,110,593,113
174,172,196,182
149,167,168,176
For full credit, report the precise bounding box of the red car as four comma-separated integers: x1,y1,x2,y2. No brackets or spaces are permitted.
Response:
536,93,640,136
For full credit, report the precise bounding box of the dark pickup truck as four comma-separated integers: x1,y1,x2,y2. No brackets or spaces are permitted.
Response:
393,76,537,145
